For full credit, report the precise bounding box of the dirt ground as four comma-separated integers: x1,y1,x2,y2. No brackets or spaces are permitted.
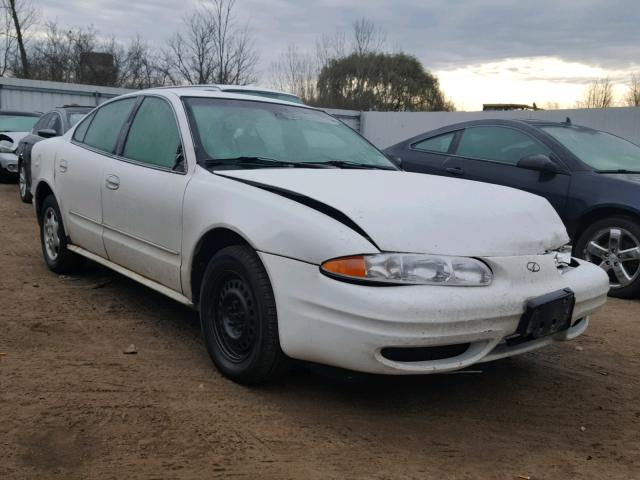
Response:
1,182,639,480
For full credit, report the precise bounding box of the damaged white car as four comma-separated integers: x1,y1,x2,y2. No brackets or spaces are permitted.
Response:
30,87,610,384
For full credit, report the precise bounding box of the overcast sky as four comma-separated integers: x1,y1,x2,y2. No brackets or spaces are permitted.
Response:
40,0,640,110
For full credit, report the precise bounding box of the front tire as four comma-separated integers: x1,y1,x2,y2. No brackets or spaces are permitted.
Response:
39,195,83,273
575,216,640,299
19,160,32,203
200,245,289,384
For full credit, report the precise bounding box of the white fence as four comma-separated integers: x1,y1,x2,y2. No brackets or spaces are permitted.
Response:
0,77,133,112
358,107,640,149
1,77,638,149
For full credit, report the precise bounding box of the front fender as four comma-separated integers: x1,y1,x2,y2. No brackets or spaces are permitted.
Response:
180,167,379,299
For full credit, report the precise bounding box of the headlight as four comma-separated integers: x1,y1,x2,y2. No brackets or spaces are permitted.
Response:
0,138,14,153
321,253,493,286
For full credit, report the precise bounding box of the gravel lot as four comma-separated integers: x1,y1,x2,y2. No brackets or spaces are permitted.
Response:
1,182,639,480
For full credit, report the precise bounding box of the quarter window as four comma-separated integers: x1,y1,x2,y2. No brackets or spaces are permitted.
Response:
413,132,456,153
82,98,137,153
72,113,93,142
456,126,549,165
122,97,182,170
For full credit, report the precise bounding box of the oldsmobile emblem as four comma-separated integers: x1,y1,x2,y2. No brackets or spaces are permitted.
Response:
527,262,541,273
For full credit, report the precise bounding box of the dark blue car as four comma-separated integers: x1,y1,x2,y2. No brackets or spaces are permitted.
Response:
385,119,640,298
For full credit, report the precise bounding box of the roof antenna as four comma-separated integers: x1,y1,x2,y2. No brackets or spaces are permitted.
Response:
565,117,572,125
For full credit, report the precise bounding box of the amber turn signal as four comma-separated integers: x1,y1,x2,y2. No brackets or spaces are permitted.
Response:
321,255,367,278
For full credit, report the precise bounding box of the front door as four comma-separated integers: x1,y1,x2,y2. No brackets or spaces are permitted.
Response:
443,125,571,215
100,96,186,292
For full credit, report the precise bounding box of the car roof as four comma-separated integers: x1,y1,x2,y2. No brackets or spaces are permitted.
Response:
138,85,307,108
389,118,594,148
0,110,41,117
151,84,301,100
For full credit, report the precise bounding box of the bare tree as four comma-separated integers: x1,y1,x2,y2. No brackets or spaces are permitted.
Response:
271,17,387,101
625,73,640,107
162,0,257,85
270,44,318,104
2,0,36,77
351,17,386,56
116,36,163,89
579,78,615,108
0,6,15,76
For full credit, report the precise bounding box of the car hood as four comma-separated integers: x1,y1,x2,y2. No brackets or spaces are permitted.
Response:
602,173,640,184
217,169,569,257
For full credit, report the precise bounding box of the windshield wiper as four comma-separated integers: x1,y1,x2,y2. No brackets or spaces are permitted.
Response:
299,159,397,170
596,169,640,174
204,156,333,169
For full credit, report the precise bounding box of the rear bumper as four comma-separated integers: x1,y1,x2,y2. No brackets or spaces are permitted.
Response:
259,252,609,375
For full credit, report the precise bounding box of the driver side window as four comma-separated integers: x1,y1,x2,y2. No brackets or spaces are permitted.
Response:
456,126,550,165
122,96,182,171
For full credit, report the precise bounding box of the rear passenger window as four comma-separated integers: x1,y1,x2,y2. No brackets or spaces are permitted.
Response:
413,132,456,153
49,114,62,135
122,97,181,170
456,126,549,165
82,98,136,153
32,114,52,133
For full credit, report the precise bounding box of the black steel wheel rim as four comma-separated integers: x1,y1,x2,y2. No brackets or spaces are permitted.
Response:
211,272,258,363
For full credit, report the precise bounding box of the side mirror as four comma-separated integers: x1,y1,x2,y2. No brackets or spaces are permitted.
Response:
517,154,562,174
386,154,403,169
37,128,58,139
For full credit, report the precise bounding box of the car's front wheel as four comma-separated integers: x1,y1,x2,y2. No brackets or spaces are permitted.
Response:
200,245,289,384
18,160,32,203
575,216,640,298
39,195,83,273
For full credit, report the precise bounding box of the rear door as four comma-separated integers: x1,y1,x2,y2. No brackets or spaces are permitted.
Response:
56,98,137,256
100,95,187,292
443,125,571,214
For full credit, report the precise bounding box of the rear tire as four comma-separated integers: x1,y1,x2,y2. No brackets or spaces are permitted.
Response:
39,195,84,274
200,245,289,384
19,160,32,203
575,216,640,299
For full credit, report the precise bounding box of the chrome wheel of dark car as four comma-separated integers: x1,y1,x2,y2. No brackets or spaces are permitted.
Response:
584,227,640,289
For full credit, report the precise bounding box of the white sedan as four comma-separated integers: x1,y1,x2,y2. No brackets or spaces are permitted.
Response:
30,86,610,384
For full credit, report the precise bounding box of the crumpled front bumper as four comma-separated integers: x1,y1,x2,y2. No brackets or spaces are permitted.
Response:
0,152,18,174
259,252,609,375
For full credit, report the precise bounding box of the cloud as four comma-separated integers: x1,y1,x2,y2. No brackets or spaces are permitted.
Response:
38,0,640,108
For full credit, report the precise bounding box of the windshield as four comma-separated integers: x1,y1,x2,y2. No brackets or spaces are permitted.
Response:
0,115,39,132
223,89,304,104
542,126,640,172
183,97,394,169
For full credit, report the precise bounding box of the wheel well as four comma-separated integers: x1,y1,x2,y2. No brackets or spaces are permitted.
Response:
34,182,54,224
573,207,640,243
190,228,251,305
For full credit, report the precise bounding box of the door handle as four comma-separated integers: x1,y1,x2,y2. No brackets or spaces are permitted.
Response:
445,166,465,175
105,175,120,190
59,159,68,173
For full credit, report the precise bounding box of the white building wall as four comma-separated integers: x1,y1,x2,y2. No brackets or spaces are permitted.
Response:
0,77,133,112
